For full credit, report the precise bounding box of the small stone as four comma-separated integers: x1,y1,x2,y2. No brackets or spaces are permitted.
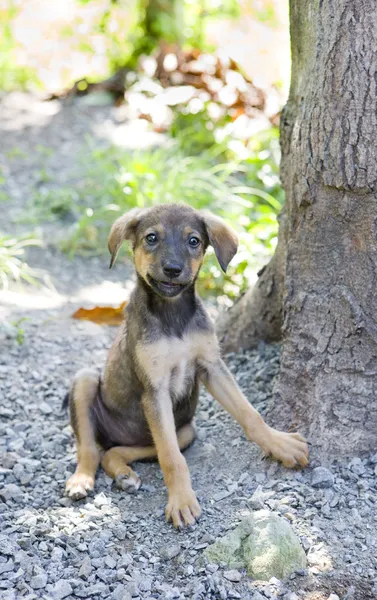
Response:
201,533,215,544
112,584,132,600
223,569,242,582
0,483,23,502
194,542,208,550
79,555,92,579
311,467,334,489
0,560,14,575
105,555,117,569
139,577,152,592
126,581,139,597
52,579,73,599
0,536,16,556
58,497,72,507
206,563,218,573
39,402,53,415
88,538,106,558
327,595,340,600
213,489,234,501
90,583,109,595
51,547,64,562
30,572,48,590
348,457,366,475
160,543,181,560
248,486,275,510
117,553,133,569
238,472,250,484
94,492,111,507
113,525,127,541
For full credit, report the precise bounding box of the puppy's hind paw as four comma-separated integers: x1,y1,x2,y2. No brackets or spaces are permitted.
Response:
115,472,141,494
65,473,94,500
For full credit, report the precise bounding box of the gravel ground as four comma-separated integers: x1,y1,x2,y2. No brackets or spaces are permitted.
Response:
1,93,377,600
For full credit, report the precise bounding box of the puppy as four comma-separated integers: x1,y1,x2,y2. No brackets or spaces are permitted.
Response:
65,203,309,528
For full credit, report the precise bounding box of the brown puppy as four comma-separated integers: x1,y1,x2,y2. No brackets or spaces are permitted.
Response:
65,203,309,528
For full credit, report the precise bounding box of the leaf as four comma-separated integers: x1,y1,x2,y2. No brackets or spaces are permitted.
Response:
72,301,127,326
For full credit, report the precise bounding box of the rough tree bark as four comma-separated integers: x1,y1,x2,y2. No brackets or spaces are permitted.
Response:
217,210,286,351
221,0,377,457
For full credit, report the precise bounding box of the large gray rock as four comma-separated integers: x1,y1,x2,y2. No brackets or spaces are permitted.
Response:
205,510,307,581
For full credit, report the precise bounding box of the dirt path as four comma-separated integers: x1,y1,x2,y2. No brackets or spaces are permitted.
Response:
0,93,376,600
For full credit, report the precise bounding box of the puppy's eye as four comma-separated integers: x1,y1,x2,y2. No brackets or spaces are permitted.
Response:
146,233,158,245
188,236,200,248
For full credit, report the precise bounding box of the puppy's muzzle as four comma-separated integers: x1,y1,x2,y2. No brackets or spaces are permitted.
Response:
162,261,183,279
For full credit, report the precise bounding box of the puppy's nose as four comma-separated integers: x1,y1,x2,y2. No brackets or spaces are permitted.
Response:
163,262,183,279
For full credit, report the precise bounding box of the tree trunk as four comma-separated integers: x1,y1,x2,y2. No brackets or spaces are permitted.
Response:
265,0,377,457
217,210,286,352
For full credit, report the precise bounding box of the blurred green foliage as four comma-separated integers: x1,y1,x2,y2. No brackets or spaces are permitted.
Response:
0,0,241,90
0,3,40,91
1,0,284,305
22,125,283,303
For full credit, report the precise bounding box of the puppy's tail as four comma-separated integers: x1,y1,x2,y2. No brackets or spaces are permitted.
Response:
62,391,70,412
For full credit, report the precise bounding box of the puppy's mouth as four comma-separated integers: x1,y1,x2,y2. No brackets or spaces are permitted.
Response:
147,276,186,297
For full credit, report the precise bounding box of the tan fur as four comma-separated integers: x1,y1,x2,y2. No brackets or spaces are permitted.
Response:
135,331,219,388
65,369,101,499
190,256,203,278
141,392,200,528
134,246,154,281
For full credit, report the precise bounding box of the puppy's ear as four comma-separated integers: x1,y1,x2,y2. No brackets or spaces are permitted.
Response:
108,208,148,268
201,211,238,273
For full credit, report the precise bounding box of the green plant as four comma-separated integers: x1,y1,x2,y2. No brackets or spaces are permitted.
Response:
54,128,283,301
170,106,231,154
11,317,29,344
0,234,45,288
32,188,78,219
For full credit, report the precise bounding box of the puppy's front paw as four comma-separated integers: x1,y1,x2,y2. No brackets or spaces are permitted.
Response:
262,428,309,468
65,473,94,500
166,488,201,529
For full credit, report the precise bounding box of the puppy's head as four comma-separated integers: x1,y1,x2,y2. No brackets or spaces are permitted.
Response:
108,204,238,298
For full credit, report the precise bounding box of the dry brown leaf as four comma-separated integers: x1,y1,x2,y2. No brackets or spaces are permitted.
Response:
72,301,127,326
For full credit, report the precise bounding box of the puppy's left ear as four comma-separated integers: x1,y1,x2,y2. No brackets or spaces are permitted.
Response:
201,211,238,272
108,208,148,268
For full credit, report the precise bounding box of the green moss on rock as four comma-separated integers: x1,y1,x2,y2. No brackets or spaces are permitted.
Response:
205,510,307,581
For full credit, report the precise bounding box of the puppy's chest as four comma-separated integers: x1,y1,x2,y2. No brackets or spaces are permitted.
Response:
136,333,213,396
169,359,196,400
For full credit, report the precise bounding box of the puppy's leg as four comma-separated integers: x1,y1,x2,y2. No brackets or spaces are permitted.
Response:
101,446,147,493
143,393,200,528
202,359,309,468
101,423,196,494
65,369,101,500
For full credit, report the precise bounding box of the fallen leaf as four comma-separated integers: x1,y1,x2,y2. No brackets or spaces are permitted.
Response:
72,301,127,326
